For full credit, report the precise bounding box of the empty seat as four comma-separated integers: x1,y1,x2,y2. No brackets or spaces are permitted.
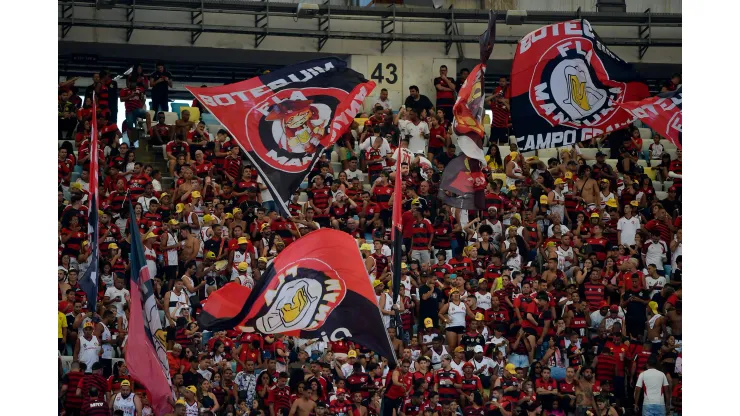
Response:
663,180,674,190
636,159,648,168
580,148,598,159
538,148,559,161
330,162,342,174
655,191,668,200
363,183,372,192
330,151,339,163
200,113,218,125
483,124,491,139
498,146,511,158
638,128,652,141
666,149,678,160
661,140,677,150
298,192,308,203
171,103,188,116
207,124,223,134
522,150,537,159
163,112,178,125
605,159,618,170
652,180,663,191
585,159,596,167
641,140,652,152
643,167,657,180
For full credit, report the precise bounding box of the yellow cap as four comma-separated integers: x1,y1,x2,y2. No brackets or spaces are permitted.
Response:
565,172,574,179
120,380,131,387
258,257,268,263
98,209,105,216
424,317,433,328
108,243,119,250
237,236,249,245
175,203,185,213
144,232,157,240
191,191,202,199
505,363,516,374
360,243,373,251
203,214,214,223
168,219,179,225
373,279,384,288
233,208,242,214
606,198,618,208
478,278,487,284
261,223,270,231
70,182,83,190
554,178,565,185
526,156,539,162
401,262,408,269
160,192,169,198
347,350,358,358
512,213,521,222
539,195,549,204
630,200,639,207
590,212,600,218
475,312,484,321
205,251,216,260
224,213,234,220
449,288,459,294
176,399,187,405
83,321,94,328
508,184,517,191
186,385,197,394
509,151,519,160
454,346,465,353
648,301,659,315
237,262,249,272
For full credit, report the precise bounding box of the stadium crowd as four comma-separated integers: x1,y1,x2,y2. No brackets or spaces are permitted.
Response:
58,64,682,416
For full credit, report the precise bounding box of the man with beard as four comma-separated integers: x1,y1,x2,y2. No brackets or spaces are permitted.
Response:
110,380,142,415
574,367,599,416
81,387,110,416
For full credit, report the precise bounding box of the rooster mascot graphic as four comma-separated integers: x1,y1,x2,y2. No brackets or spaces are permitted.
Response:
266,99,328,154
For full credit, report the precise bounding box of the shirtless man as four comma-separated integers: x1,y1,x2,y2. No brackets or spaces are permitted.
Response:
288,384,317,416
665,300,682,349
574,367,598,416
388,327,404,358
574,165,599,209
646,301,666,354
351,392,368,416
180,228,201,264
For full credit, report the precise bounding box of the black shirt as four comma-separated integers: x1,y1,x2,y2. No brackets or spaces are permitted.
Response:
622,289,649,320
418,285,444,319
404,94,434,115
435,151,457,168
150,70,173,100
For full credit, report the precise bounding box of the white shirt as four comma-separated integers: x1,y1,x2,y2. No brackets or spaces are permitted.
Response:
152,178,162,192
344,168,362,181
644,240,668,269
636,368,669,405
555,245,574,270
104,286,130,315
645,275,666,298
373,98,393,110
257,176,273,203
547,224,569,237
359,136,392,156
617,216,641,246
398,119,429,154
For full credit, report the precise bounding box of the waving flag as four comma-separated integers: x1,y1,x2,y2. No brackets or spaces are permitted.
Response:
78,95,100,312
186,59,375,216
199,229,398,362
125,202,174,415
510,19,650,151
390,152,404,323
620,86,682,148
446,11,495,211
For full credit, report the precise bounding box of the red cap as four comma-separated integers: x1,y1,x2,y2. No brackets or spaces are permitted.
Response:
668,186,677,192
336,388,346,394
599,301,610,309
609,305,619,312
462,362,474,369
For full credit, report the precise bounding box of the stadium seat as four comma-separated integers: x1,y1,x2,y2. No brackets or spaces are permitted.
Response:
605,159,618,170
163,112,178,125
585,159,596,167
641,140,652,152
638,128,652,141
200,112,218,125
656,191,668,200
643,167,657,180
298,192,308,203
663,180,674,190
171,103,188,116
636,159,648,168
498,146,511,158
522,151,537,159
357,172,367,183
661,140,677,151
483,114,491,126
363,183,372,192
652,180,663,191
666,149,678,160
331,151,339,163
180,106,200,123
484,124,491,139
580,148,598,159
538,148,559,161
331,162,342,174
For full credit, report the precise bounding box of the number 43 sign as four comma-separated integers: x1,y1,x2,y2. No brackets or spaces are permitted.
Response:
367,56,402,92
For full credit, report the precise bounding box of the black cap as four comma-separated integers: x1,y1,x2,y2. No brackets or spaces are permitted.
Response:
596,151,606,157
91,362,103,371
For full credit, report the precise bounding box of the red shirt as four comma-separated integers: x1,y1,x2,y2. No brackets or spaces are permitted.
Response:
429,126,447,149
121,87,146,112
373,185,394,211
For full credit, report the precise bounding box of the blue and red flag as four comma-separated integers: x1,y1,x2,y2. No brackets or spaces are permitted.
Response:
78,95,100,312
125,202,174,415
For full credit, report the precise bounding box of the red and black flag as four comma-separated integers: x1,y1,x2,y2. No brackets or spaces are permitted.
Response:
510,19,650,151
446,11,495,211
199,228,398,362
619,86,682,148
437,155,480,210
390,152,404,314
186,59,375,216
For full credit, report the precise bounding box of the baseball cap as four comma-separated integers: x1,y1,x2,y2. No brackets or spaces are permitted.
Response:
454,346,465,353
599,301,610,309
203,214,214,223
610,305,619,313
224,213,234,220
539,195,548,204
462,362,474,369
233,208,242,215
554,178,564,185
237,262,249,272
424,318,433,328
205,251,216,260
596,151,606,157
84,321,94,329
160,192,169,199
508,184,517,191
144,231,157,240
175,203,185,213
564,172,574,179
336,388,346,394
347,350,357,358
176,399,187,405
668,186,677,192
261,223,270,231
168,219,179,225
590,212,600,218
238,236,249,245
108,243,119,250
630,200,639,207
504,363,517,374
606,198,618,208
360,243,373,251
401,262,408,269
373,279,384,288
648,301,659,315
191,191,201,199
600,178,609,183
186,385,197,394
258,257,268,263
474,345,484,353
475,313,484,321
120,380,131,387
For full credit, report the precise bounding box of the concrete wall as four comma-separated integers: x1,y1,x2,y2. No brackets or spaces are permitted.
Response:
446,0,682,13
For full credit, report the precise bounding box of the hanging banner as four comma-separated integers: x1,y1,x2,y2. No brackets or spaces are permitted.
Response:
186,59,375,215
510,19,650,151
619,86,682,148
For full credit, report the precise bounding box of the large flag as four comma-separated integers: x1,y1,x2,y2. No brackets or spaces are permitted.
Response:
437,155,480,210
390,153,403,308
199,228,398,362
79,95,100,312
510,19,650,151
125,202,174,415
446,11,495,211
619,86,682,148
186,59,375,216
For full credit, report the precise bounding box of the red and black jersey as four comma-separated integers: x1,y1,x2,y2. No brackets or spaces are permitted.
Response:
432,222,453,249
522,301,552,336
121,87,146,112
669,159,682,186
372,253,389,277
512,293,534,318
308,186,332,216
633,349,652,377
489,86,511,128
567,306,588,338
558,379,576,395
413,371,435,388
128,174,152,200
62,228,86,257
288,202,302,218
429,126,447,149
401,400,423,416
483,192,505,219
58,158,73,186
372,185,394,210
583,282,606,312
106,191,129,214
644,219,672,243
235,179,259,203
347,372,372,399
594,353,618,383
460,375,482,394
365,147,385,176
410,219,434,251
521,222,539,248
431,263,452,279
448,257,474,275
492,289,512,313
483,265,501,283
78,373,109,406
330,398,353,415
267,385,292,414
330,203,352,221
99,122,121,146
564,192,581,214
143,212,163,232
497,375,521,399
535,377,557,393
485,307,510,325
63,370,85,410
270,218,297,246
79,397,110,416
223,156,242,181
359,202,380,219
346,187,362,205
585,237,609,262
433,369,461,401
165,140,190,158
384,371,413,400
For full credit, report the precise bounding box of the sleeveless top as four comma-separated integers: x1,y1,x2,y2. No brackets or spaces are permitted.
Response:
79,335,101,372
185,400,200,416
506,162,521,186
113,392,136,416
100,324,114,359
376,292,392,329
164,231,179,266
168,290,189,318
448,301,467,328
145,245,158,277
232,250,251,278
475,291,492,310
429,345,449,369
